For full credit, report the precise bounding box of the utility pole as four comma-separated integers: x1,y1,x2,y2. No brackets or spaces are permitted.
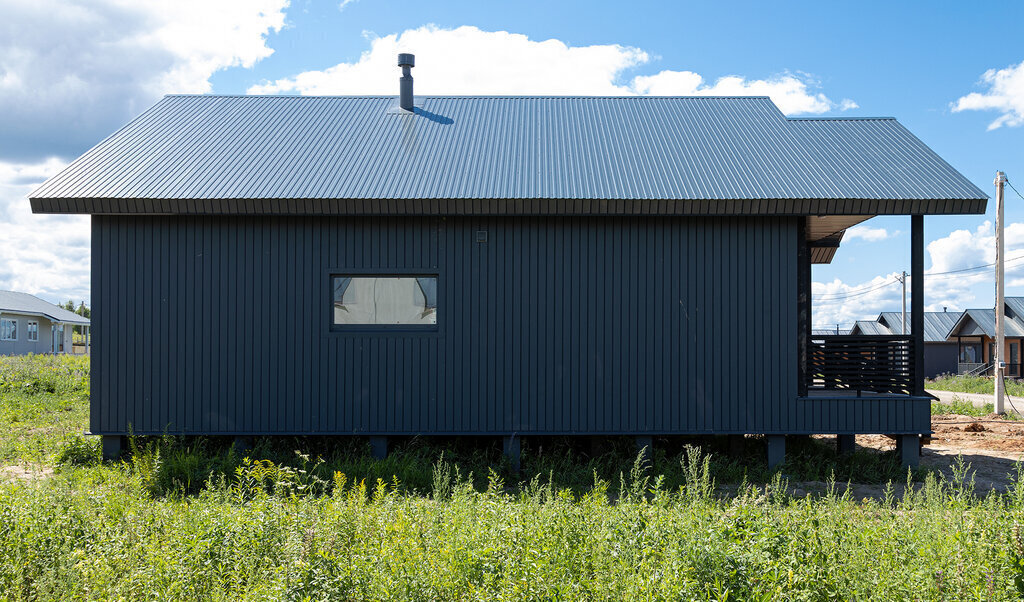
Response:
995,171,1007,414
896,271,908,334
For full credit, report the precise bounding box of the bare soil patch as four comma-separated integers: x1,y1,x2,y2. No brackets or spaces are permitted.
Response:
832,413,1024,497
1,464,53,481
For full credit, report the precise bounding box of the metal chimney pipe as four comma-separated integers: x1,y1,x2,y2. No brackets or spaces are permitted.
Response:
398,53,415,111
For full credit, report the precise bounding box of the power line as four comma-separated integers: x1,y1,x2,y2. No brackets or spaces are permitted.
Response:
815,278,900,301
1006,176,1024,202
816,253,1024,302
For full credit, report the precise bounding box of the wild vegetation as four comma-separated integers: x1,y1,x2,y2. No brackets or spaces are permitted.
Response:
2,354,1024,600
928,374,1024,397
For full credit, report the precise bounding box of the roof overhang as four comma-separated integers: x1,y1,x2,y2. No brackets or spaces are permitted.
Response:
31,197,988,216
0,308,90,325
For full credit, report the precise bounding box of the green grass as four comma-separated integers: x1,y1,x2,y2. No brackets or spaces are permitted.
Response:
932,398,997,417
4,354,1024,599
927,374,1024,396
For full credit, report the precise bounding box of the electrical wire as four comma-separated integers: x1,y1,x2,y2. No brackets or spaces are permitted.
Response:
1007,176,1024,202
815,279,900,301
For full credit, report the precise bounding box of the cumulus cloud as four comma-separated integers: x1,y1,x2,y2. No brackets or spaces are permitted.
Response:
0,0,288,161
248,25,854,115
952,60,1024,129
812,274,904,330
844,225,895,242
0,0,287,301
0,159,90,303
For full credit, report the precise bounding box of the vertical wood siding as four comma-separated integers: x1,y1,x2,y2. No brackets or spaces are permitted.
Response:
91,215,926,435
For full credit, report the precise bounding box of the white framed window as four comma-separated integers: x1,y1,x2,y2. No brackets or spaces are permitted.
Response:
27,321,38,342
0,318,16,341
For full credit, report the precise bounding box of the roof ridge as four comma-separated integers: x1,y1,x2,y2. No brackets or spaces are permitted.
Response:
162,93,777,100
788,116,896,121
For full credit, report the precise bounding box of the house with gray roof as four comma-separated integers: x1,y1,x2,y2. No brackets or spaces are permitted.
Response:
28,54,988,467
0,290,90,356
848,310,961,378
945,297,1024,377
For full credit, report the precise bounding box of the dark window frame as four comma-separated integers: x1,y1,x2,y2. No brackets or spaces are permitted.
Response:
326,268,441,336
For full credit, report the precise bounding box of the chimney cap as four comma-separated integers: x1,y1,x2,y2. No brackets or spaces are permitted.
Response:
398,53,415,68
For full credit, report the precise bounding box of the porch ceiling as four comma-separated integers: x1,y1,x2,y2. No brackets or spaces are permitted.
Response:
806,215,873,265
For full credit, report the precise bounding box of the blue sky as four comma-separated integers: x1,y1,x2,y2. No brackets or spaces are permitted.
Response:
0,0,1022,328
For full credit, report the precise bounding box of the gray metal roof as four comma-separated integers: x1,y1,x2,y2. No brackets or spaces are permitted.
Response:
947,302,1024,339
848,311,962,341
31,95,987,215
878,311,961,342
0,290,90,325
849,320,893,336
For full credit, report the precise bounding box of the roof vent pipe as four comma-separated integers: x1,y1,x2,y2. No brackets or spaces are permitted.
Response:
398,53,415,111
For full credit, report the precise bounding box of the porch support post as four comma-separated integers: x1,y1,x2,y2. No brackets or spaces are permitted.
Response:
369,436,388,460
912,215,925,396
766,435,786,469
797,220,810,396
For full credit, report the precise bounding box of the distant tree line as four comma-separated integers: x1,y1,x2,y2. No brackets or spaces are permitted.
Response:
61,300,90,337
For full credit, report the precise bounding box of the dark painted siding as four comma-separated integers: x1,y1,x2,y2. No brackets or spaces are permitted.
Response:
91,215,928,436
924,343,959,379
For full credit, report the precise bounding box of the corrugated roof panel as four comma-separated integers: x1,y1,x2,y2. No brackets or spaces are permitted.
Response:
788,118,984,202
850,320,893,335
952,306,1024,338
31,95,989,212
878,310,961,342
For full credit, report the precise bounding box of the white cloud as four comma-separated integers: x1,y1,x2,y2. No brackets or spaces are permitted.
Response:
952,60,1024,129
630,71,849,115
0,0,288,161
0,0,287,300
814,220,1024,328
812,274,904,329
845,225,895,242
249,25,649,96
0,159,90,304
339,0,359,11
248,25,853,115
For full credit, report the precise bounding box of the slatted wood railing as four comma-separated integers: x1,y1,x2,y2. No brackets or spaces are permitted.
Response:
808,335,913,395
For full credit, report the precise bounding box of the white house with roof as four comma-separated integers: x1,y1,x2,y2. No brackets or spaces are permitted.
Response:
0,291,90,355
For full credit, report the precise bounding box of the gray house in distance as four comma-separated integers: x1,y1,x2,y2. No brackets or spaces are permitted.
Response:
849,311,961,378
945,297,1024,377
0,290,90,355
29,56,987,467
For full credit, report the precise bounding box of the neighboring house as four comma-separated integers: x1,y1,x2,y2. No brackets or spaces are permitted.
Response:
945,297,1024,377
28,55,987,466
0,290,91,356
847,311,961,378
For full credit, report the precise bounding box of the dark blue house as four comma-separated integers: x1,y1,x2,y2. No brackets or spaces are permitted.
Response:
30,57,986,467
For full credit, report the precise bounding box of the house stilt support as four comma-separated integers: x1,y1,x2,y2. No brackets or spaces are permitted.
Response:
233,436,254,456
101,435,126,461
837,434,856,455
896,434,920,468
766,435,786,469
728,435,745,457
369,436,388,460
503,435,520,473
